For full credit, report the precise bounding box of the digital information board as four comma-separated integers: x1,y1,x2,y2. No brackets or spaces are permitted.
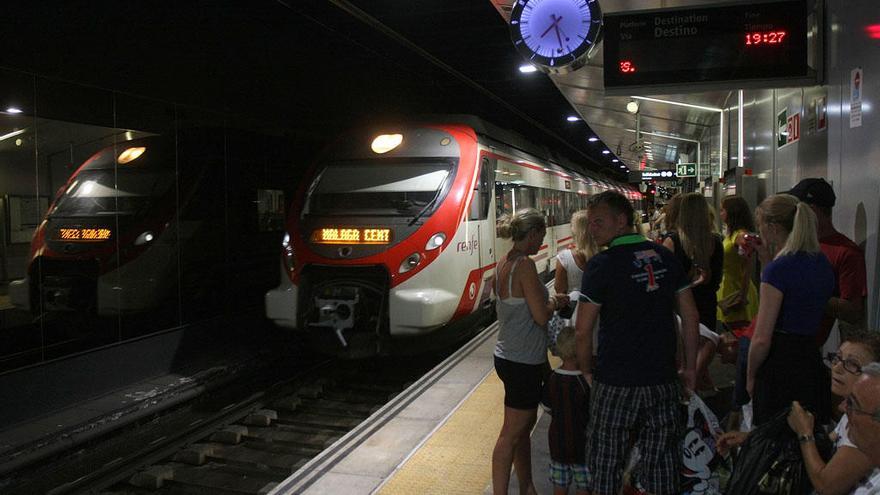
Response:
603,0,817,94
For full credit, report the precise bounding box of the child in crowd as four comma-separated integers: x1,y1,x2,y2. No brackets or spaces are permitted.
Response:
542,326,592,495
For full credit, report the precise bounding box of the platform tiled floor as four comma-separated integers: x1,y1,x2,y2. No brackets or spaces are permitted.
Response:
378,355,562,495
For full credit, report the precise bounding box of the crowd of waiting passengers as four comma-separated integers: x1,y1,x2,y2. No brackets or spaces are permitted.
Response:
489,178,879,495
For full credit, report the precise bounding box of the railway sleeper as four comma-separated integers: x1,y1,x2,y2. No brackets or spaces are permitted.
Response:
149,462,279,495
295,384,323,399
339,380,414,394
237,437,325,457
268,420,344,436
244,426,341,449
292,402,373,418
202,448,302,476
210,425,250,445
319,389,396,403
243,409,278,427
299,398,379,414
272,397,302,411
280,412,364,429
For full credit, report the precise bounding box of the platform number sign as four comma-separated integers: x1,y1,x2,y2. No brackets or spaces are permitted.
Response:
676,163,696,178
777,108,801,148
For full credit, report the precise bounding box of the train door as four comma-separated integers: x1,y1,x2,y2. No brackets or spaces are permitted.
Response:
469,155,495,308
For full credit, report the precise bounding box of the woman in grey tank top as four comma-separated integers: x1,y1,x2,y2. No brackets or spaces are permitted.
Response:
491,208,568,495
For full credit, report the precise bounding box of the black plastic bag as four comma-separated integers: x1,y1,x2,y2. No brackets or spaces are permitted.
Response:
725,407,831,494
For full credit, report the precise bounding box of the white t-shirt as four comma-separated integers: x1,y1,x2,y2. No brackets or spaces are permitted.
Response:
556,248,598,351
556,248,584,293
833,414,880,495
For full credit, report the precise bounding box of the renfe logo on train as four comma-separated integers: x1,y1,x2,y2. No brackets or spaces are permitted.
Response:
457,238,479,254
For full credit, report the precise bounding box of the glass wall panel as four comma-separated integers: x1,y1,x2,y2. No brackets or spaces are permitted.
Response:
0,69,38,371
31,77,120,358
113,94,181,338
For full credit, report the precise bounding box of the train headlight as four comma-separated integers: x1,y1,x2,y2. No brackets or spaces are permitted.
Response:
399,252,421,273
282,233,295,273
371,134,403,154
425,232,445,250
134,231,155,246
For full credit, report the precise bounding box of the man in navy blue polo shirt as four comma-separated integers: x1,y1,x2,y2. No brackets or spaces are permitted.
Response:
575,191,700,495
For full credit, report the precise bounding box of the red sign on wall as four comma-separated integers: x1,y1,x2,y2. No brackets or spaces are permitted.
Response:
787,112,801,144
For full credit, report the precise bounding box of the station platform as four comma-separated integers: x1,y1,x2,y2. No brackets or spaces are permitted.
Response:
271,322,736,495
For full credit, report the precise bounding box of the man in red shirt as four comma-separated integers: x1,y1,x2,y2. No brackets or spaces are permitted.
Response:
788,178,867,345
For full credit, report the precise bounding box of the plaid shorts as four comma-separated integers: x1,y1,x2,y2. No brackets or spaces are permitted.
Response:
587,381,683,495
549,460,591,491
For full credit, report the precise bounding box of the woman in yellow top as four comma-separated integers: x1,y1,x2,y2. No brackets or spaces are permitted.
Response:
717,195,759,408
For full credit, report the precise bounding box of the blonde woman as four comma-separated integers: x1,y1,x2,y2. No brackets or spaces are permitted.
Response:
493,208,568,495
662,192,724,390
747,194,835,425
554,210,599,320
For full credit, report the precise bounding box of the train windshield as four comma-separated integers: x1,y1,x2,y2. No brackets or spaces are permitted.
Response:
49,169,175,218
308,160,454,216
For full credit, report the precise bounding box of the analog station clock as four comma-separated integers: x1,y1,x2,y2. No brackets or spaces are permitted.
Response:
509,0,603,74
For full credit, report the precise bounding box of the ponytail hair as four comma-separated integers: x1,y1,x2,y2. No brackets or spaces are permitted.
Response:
757,193,821,258
497,208,546,241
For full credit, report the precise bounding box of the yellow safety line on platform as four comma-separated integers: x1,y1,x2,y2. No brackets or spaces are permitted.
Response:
377,371,505,495
378,354,559,495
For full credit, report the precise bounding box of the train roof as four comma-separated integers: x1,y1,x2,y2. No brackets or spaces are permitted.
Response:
395,115,624,186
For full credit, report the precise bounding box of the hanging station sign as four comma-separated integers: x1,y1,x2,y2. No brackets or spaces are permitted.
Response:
603,0,819,94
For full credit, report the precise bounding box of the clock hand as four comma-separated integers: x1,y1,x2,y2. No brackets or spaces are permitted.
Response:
554,24,563,49
540,14,563,38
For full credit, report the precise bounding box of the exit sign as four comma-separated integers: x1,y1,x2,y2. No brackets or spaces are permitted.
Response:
677,163,697,177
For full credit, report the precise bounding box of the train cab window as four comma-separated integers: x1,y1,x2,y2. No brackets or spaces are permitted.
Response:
49,141,175,218
469,157,494,221
306,160,454,217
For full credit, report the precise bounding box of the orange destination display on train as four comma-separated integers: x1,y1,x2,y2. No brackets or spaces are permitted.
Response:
312,227,391,244
57,228,112,241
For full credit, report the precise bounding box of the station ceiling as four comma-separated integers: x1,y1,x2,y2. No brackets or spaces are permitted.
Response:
2,1,738,177
490,0,736,171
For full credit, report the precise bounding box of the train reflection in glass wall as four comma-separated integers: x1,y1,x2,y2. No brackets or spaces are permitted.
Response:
265,116,643,357
9,134,210,316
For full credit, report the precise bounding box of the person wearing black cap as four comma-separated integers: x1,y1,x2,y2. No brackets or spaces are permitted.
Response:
788,178,867,345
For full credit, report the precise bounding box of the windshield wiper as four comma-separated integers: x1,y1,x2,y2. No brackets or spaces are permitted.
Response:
408,190,442,226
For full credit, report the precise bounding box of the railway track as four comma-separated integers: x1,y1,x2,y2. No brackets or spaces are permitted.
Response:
3,348,457,494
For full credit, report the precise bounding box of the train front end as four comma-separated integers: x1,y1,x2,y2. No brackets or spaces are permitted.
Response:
266,124,485,357
9,137,180,315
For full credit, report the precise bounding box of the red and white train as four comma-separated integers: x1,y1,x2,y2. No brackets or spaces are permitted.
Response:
265,117,642,356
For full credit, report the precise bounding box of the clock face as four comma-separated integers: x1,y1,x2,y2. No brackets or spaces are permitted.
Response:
510,0,602,74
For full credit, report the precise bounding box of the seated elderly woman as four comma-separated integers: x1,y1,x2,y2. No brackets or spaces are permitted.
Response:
720,332,880,495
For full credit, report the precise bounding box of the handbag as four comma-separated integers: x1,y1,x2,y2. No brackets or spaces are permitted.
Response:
547,312,567,354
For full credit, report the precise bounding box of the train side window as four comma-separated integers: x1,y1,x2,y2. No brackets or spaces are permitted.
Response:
514,185,536,211
469,157,494,221
495,183,513,218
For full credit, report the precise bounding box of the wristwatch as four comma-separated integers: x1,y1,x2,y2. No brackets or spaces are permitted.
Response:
798,433,815,444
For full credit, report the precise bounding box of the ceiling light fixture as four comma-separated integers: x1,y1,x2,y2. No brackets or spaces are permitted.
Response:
612,159,619,163
588,136,599,142
518,64,538,73
0,128,26,142
630,95,722,112
602,150,611,154
5,107,23,114
626,100,640,114
566,115,580,122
